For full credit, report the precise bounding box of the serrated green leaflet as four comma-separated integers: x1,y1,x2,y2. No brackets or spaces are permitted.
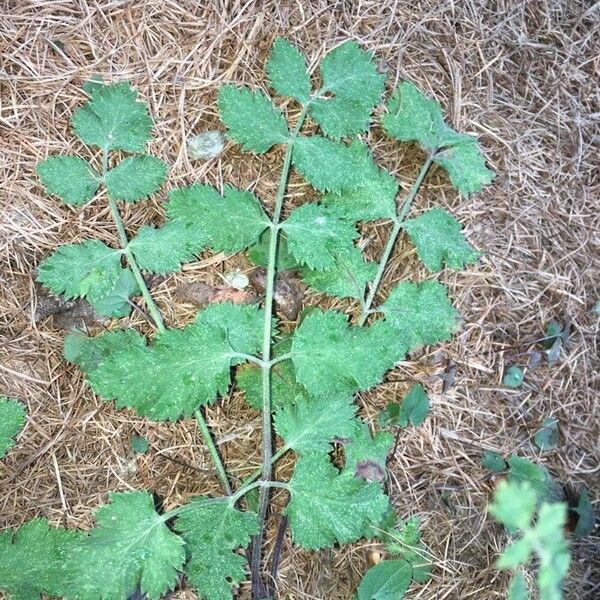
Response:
218,85,289,153
292,136,373,193
481,450,507,473
91,268,140,318
129,220,205,274
342,420,393,483
356,559,412,600
379,281,459,351
267,38,310,103
285,453,389,549
489,480,538,533
0,397,26,459
301,246,377,300
385,517,431,583
71,82,153,152
281,203,357,270
175,498,258,600
104,155,167,202
37,155,100,205
291,310,401,397
0,519,80,600
166,184,270,254
274,393,356,454
403,208,481,272
61,492,185,600
84,303,264,421
310,41,385,139
37,240,124,303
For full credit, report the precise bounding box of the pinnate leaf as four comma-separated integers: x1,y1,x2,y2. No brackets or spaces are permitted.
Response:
71,82,153,152
403,208,481,272
37,155,100,205
104,155,167,202
267,38,311,103
175,498,258,600
37,240,124,303
281,203,357,270
218,85,289,153
167,184,270,254
379,281,459,351
356,559,412,600
79,304,264,421
61,492,185,600
291,310,401,397
284,453,389,549
0,397,26,459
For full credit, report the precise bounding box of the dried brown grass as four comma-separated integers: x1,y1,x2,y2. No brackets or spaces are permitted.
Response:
1,1,599,599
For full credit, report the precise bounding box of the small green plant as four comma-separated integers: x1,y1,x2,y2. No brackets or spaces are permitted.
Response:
2,39,494,599
0,397,26,459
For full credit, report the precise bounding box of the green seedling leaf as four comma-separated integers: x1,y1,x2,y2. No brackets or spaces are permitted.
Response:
398,383,430,427
403,208,481,272
274,393,356,454
218,85,289,153
175,498,258,600
247,229,300,271
281,203,358,270
342,420,393,484
0,397,26,459
291,310,401,397
131,434,149,454
82,74,105,94
267,38,311,103
543,320,562,349
37,155,100,205
104,155,168,202
503,366,524,388
534,417,559,452
481,450,507,473
37,240,124,304
285,452,389,549
292,135,373,193
572,490,595,538
167,183,270,254
91,268,140,318
310,41,385,139
380,281,459,351
385,516,431,583
62,492,185,600
356,559,412,600
0,519,80,600
378,402,400,428
77,304,265,421
301,246,377,300
508,571,529,600
506,455,560,504
71,82,154,152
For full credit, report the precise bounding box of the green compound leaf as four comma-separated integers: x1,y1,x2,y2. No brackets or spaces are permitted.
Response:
398,383,430,428
379,281,459,352
87,304,264,421
385,516,431,583
572,490,595,538
128,220,205,274
247,229,300,271
481,450,507,473
91,268,140,318
104,155,167,202
533,417,560,452
342,420,393,483
281,203,358,270
37,155,100,206
310,41,385,139
167,184,270,254
301,246,377,300
356,559,412,600
274,392,357,454
62,492,185,600
71,82,154,152
291,310,401,397
37,240,124,303
266,38,311,103
218,85,289,154
507,571,529,600
284,453,389,549
0,519,80,600
0,397,26,459
382,82,494,195
292,135,374,193
403,208,481,272
175,498,258,600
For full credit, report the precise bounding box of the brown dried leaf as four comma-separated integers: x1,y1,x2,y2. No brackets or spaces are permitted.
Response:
175,282,258,308
249,268,304,320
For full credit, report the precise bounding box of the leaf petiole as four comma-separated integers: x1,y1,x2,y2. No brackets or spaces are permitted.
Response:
195,409,232,495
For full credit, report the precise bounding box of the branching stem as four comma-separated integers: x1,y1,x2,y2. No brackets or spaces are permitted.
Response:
194,409,232,495
357,152,436,326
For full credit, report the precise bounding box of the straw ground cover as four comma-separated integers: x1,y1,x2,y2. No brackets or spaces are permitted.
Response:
1,1,598,599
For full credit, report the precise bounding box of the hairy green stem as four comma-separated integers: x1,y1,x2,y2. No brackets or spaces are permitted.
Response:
101,149,166,334
195,409,232,495
357,153,436,326
251,106,309,598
